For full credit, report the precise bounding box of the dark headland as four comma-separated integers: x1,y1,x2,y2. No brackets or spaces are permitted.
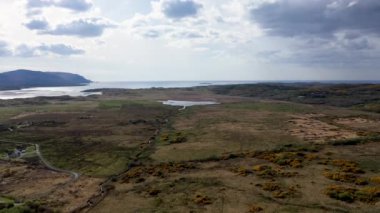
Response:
0,69,91,90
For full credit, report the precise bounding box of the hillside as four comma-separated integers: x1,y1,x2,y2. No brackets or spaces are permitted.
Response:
0,69,91,90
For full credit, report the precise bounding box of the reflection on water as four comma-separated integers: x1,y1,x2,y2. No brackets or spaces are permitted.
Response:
161,100,219,108
0,88,101,100
0,81,257,100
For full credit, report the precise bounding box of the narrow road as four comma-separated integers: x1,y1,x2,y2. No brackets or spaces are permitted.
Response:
0,140,79,180
35,144,80,180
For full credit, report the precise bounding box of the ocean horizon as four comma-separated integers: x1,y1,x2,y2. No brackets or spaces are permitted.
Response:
1,80,380,100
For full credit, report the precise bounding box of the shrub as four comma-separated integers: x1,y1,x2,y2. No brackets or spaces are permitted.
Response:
236,167,252,176
355,187,380,203
260,182,281,192
248,204,263,212
325,185,380,203
331,159,364,174
257,152,306,168
325,185,356,203
370,176,380,184
323,171,367,185
256,182,298,199
252,165,271,172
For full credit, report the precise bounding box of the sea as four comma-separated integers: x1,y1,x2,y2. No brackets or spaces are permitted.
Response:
1,80,379,100
0,81,257,100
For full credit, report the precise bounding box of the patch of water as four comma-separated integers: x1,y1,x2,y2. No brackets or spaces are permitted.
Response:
161,100,219,109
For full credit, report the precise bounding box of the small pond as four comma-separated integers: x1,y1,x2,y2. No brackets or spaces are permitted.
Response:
161,100,219,109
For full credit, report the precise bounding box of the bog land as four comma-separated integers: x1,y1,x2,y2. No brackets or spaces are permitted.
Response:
0,83,380,212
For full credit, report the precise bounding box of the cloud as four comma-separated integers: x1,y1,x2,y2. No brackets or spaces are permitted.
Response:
247,0,380,69
172,31,203,39
249,0,380,38
143,30,161,38
125,1,258,49
43,18,116,37
344,31,361,40
26,0,92,12
0,43,85,57
25,19,49,30
38,44,85,55
56,0,93,12
0,41,12,57
256,50,281,59
340,38,372,51
27,0,50,8
15,45,39,57
161,0,203,19
284,48,380,69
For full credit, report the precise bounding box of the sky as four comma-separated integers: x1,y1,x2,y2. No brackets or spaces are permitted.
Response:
0,0,379,81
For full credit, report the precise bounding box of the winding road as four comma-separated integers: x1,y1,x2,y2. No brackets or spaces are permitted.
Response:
0,140,79,180
34,144,80,180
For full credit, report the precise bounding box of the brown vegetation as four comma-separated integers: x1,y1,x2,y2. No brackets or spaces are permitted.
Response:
325,185,380,203
288,115,358,143
248,204,264,212
256,181,299,199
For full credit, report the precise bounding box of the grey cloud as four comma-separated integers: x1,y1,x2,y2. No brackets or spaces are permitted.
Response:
299,36,372,51
26,9,43,17
302,38,332,49
135,25,206,41
344,32,361,40
15,45,39,57
43,18,115,38
27,0,50,8
273,37,375,68
2,43,85,57
26,0,92,12
249,0,380,69
340,38,372,51
250,0,380,38
0,41,12,57
56,0,92,12
256,50,281,59
162,0,202,19
25,19,49,30
269,38,379,70
174,31,203,39
286,49,379,68
38,44,85,55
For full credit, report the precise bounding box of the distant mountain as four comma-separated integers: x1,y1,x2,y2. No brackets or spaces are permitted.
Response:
0,69,91,90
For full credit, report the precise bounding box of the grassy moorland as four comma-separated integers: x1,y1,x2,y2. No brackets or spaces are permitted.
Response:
0,84,380,212
210,83,380,112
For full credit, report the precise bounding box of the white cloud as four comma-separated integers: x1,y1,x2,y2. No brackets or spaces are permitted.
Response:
123,0,261,51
